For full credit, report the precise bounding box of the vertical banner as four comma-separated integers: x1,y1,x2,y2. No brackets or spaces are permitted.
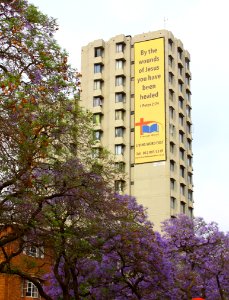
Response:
134,38,166,164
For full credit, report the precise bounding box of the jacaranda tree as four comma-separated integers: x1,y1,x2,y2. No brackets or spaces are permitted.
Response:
45,214,229,300
44,196,174,300
162,214,229,300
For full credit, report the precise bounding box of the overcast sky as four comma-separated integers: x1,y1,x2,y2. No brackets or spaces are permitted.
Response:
29,0,229,232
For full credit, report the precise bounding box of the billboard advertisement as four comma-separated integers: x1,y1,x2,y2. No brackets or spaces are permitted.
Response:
134,38,166,164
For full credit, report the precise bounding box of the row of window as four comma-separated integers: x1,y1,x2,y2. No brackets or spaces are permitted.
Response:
92,144,124,157
95,74,189,92
94,75,125,90
169,90,191,105
168,39,190,69
168,55,190,74
169,72,190,85
169,76,190,94
171,143,192,165
170,125,192,146
170,179,193,199
93,94,125,108
170,197,193,216
94,59,125,74
169,108,192,129
170,143,192,168
179,131,192,144
93,122,192,161
93,109,124,124
95,39,190,69
93,126,125,141
170,160,193,183
94,42,125,58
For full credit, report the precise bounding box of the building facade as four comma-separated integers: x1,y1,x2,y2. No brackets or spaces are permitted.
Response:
0,227,50,300
81,30,194,230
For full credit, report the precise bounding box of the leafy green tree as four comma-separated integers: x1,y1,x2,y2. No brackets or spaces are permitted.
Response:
0,1,94,298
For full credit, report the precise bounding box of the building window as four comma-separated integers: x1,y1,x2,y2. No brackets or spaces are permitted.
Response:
185,58,190,70
178,81,183,92
115,92,125,103
93,130,102,141
178,47,183,60
187,122,192,134
188,172,192,184
186,105,191,117
186,90,191,102
179,130,184,143
188,155,192,167
189,207,193,218
168,55,173,67
115,180,125,192
93,96,102,107
170,160,175,172
94,47,103,57
115,127,124,137
170,142,175,154
169,124,176,137
179,97,184,109
23,245,44,259
168,39,173,51
180,148,185,160
116,42,125,53
115,109,124,120
170,197,176,209
115,76,125,86
180,165,185,178
185,74,190,85
94,63,103,73
115,162,125,172
179,113,184,126
180,201,186,214
178,63,183,76
93,114,101,125
92,148,101,158
188,189,193,201
169,106,175,120
22,280,39,298
180,184,185,196
94,80,102,90
116,59,124,69
187,139,192,150
169,72,174,84
115,144,124,155
170,178,175,190
169,89,174,101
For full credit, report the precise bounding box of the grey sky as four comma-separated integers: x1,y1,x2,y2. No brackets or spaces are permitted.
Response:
29,0,229,231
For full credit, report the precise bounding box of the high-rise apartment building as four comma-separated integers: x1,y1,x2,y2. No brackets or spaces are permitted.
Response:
81,30,193,229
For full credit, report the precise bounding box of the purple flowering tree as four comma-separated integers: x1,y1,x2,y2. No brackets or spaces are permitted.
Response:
162,214,229,300
44,196,174,300
45,213,229,300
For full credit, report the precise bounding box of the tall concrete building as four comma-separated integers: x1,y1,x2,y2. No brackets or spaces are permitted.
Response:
81,30,193,229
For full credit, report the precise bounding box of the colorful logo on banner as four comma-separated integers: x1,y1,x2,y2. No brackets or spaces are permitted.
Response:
135,118,160,135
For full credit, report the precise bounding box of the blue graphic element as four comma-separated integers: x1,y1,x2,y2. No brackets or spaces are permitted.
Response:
142,123,159,133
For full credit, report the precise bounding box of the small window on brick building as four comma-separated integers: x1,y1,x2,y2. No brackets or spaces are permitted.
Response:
21,280,39,298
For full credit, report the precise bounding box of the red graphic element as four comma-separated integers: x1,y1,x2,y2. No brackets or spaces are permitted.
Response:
135,118,153,135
